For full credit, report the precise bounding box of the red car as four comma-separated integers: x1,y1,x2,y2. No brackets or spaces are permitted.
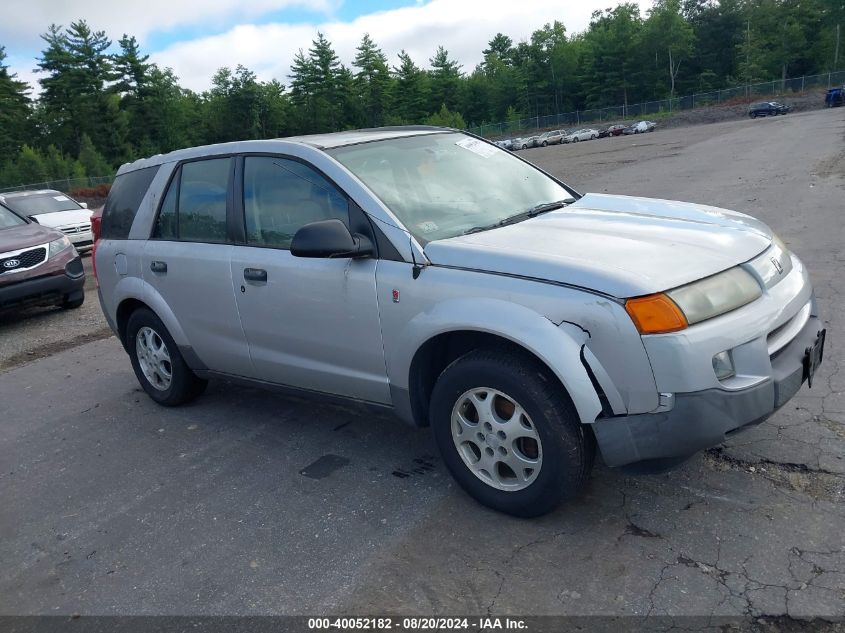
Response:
599,124,626,138
0,202,85,310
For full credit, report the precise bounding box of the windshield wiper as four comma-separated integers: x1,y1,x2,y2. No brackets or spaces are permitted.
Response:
463,198,575,235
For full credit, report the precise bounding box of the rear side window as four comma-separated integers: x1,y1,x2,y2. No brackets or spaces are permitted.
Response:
153,158,231,242
101,166,160,239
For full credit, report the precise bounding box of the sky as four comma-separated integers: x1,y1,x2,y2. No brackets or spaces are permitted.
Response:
2,0,652,94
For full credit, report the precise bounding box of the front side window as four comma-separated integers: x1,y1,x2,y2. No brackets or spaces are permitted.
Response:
242,156,348,250
153,159,231,242
329,132,574,243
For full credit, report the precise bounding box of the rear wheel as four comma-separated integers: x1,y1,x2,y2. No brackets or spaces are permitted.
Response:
430,348,595,517
126,308,207,406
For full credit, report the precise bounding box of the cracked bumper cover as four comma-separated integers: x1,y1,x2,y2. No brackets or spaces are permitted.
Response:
591,312,825,469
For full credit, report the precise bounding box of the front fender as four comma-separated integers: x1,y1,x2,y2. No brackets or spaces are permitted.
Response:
392,297,603,425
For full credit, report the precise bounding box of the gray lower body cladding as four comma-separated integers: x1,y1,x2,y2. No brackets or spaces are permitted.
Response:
592,314,824,469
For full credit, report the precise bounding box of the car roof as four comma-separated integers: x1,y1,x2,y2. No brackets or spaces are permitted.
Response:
117,126,453,176
0,189,64,200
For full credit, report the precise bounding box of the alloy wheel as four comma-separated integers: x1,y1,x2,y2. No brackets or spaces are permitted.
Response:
450,387,542,491
136,326,173,391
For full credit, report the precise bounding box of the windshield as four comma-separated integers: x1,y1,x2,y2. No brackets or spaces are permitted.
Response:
0,205,27,229
1,193,82,216
328,132,574,243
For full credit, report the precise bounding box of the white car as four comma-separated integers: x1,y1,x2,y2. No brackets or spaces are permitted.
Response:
0,190,93,251
563,128,599,143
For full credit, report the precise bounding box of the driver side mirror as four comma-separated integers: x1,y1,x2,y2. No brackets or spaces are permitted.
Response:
291,219,373,259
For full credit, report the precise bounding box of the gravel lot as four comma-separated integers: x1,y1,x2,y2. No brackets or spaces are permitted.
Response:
0,255,110,372
0,109,843,625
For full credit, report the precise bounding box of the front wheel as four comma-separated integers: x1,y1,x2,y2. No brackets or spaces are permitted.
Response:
430,348,595,517
127,308,207,406
591,134,597,140
541,141,548,147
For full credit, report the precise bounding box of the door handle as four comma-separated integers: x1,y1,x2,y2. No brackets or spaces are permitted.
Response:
243,268,267,282
150,260,167,274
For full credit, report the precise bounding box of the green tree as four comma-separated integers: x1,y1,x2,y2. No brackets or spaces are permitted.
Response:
426,103,466,128
0,46,32,157
390,50,430,123
352,33,392,127
77,133,112,176
644,0,695,101
16,145,48,184
36,21,127,161
428,46,462,112
289,32,344,132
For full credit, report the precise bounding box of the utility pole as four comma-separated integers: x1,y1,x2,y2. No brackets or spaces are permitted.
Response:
745,19,751,98
835,24,841,73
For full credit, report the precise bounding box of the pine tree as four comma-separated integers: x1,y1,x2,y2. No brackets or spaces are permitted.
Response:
428,46,462,113
391,50,430,123
0,46,32,157
352,33,392,127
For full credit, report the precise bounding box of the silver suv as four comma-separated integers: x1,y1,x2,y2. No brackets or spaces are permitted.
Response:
97,126,825,517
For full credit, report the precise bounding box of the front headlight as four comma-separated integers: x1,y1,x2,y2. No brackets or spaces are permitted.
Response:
48,236,73,258
667,267,762,326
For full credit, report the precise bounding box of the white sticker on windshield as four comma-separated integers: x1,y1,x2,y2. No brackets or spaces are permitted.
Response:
455,138,498,158
417,221,439,234
53,195,70,202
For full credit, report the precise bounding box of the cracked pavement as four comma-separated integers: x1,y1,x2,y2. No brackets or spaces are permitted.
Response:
0,109,843,624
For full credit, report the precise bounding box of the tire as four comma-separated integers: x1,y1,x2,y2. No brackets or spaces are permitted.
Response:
430,348,595,517
521,144,527,150
573,137,579,143
750,112,757,118
542,141,548,147
591,135,597,140
126,308,207,406
61,291,84,310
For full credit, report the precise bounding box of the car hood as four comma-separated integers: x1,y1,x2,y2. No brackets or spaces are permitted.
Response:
0,222,62,254
423,193,773,298
30,209,89,227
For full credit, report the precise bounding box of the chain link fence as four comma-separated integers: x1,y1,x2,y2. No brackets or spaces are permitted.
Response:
0,175,114,195
468,70,845,139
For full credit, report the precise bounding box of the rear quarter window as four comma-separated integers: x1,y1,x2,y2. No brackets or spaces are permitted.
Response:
101,166,160,239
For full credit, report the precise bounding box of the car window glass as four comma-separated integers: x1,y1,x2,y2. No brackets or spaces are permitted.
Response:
153,169,178,240
0,205,26,229
243,156,349,250
101,166,160,239
178,158,231,243
2,194,82,216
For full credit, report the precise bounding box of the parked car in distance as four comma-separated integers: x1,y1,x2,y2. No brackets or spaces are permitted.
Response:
0,189,94,252
599,124,626,138
513,135,540,150
562,128,599,143
825,87,844,108
748,101,790,118
96,126,824,517
0,202,85,311
623,121,657,134
537,129,567,146
90,205,104,279
493,139,513,150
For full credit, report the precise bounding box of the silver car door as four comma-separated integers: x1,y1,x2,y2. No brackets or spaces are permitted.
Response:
143,157,253,376
230,155,390,403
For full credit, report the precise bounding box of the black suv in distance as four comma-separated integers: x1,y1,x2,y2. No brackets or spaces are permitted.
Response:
748,101,791,118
